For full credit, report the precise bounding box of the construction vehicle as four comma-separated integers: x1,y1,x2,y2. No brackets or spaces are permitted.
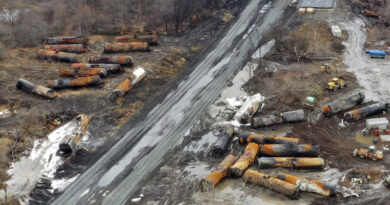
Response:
353,146,383,161
320,64,337,73
325,77,346,91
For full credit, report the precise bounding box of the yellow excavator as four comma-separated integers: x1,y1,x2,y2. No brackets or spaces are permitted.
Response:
321,63,338,73
325,77,346,91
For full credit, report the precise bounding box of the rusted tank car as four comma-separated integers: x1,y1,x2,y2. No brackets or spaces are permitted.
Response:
89,56,133,66
230,142,259,177
44,44,86,54
115,31,158,45
60,67,107,77
251,110,305,128
257,157,325,169
48,76,102,89
38,50,79,63
277,173,336,197
344,101,389,121
321,92,365,117
238,133,299,144
110,68,145,101
71,63,123,73
104,42,150,53
46,36,88,45
16,79,57,99
210,124,235,156
200,154,237,191
243,169,300,200
258,144,320,157
59,114,90,157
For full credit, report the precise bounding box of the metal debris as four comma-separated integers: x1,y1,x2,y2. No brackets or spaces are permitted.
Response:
321,92,365,117
46,36,88,45
238,133,299,144
277,173,336,196
200,154,237,190
44,44,86,54
38,50,79,63
258,144,320,157
110,68,145,101
344,101,389,121
89,56,133,66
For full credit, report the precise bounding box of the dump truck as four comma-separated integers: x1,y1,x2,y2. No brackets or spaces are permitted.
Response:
353,146,383,161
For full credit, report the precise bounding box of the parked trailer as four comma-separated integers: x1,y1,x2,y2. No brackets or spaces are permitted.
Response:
321,92,365,117
344,101,389,121
89,56,133,66
38,50,79,63
46,36,88,45
104,42,150,53
44,44,86,54
365,50,386,59
16,79,57,99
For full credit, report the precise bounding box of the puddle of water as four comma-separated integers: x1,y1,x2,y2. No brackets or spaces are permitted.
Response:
183,161,211,178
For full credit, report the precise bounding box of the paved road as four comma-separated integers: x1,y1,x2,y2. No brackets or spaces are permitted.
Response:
52,0,290,204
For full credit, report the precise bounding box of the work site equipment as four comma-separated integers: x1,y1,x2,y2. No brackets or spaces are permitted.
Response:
258,144,320,157
46,36,88,45
38,50,79,63
59,114,89,157
320,63,338,73
60,67,107,78
230,142,259,177
362,118,389,136
344,101,389,121
210,124,235,157
115,31,158,45
238,133,299,144
366,50,386,59
321,92,365,117
48,76,102,89
353,146,383,161
16,79,57,99
277,173,336,197
44,44,86,54
110,68,145,101
234,94,263,123
251,110,305,128
104,42,150,53
89,56,133,66
257,157,325,169
325,77,346,91
243,169,300,200
200,154,237,191
71,63,123,73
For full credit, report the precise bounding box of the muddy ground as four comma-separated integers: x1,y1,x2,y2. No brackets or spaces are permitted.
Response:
0,3,249,203
132,2,390,205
